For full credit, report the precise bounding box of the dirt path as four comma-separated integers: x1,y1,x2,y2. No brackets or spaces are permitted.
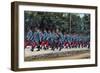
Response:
24,48,90,61
53,52,90,60
25,48,89,57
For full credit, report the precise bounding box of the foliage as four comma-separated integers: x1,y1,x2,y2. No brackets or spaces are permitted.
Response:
24,11,90,35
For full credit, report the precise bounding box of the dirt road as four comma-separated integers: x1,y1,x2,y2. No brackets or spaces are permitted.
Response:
24,48,90,61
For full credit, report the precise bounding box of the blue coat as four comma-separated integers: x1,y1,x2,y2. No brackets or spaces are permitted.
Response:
26,30,33,41
33,31,42,43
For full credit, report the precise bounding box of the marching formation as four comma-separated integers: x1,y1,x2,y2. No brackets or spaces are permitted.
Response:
25,27,90,51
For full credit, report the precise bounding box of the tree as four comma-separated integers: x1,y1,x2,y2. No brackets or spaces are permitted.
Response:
24,11,90,36
82,14,90,35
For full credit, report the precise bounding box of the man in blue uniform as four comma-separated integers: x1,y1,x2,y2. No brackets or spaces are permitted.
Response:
50,30,57,51
41,29,49,50
26,28,33,41
31,28,43,51
58,31,64,51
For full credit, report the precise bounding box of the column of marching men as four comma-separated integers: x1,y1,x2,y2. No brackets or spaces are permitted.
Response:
24,28,90,51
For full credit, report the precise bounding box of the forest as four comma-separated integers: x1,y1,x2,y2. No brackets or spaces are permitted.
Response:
24,11,90,36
